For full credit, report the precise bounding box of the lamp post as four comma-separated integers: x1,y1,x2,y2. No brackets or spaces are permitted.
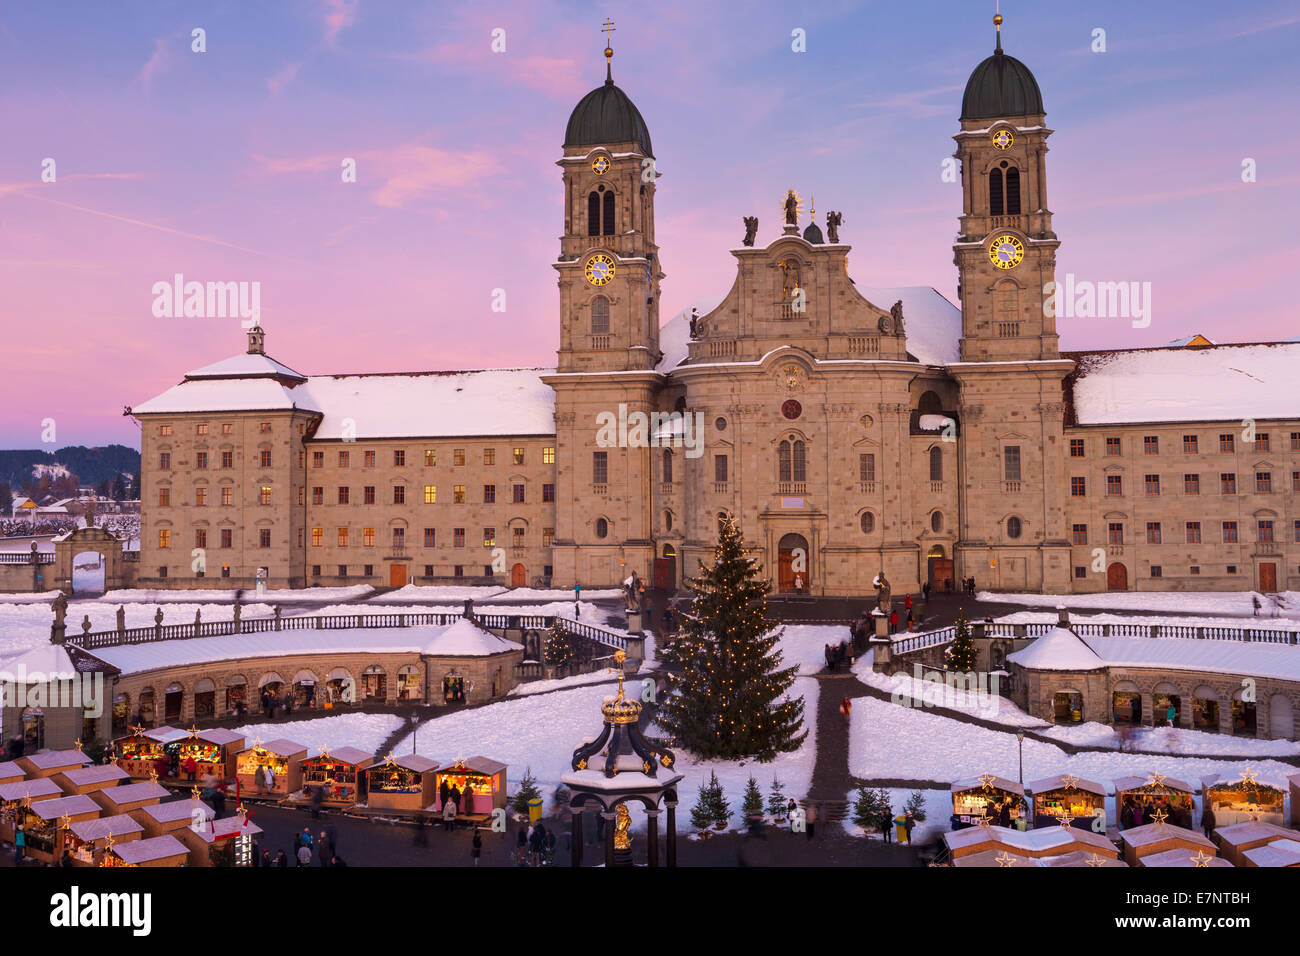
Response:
1016,730,1024,785
410,713,419,754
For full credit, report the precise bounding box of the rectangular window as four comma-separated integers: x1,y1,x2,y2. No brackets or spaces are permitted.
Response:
1108,522,1124,545
1294,520,1300,543
393,485,405,504
1070,477,1086,497
715,454,729,483
1292,432,1300,451
859,453,876,482
159,425,172,436
453,449,465,467
221,528,232,548
1220,473,1237,494
453,528,465,548
1190,566,1200,575
1258,520,1274,543
221,451,233,469
484,564,495,577
364,450,376,468
364,528,375,547
424,528,436,547
1182,435,1198,454
1227,565,1238,575
453,566,463,578
1293,471,1300,492
394,450,406,467
339,451,349,468
424,485,437,504
259,422,271,434
1143,436,1159,455
454,485,466,504
338,528,349,547
195,488,206,507
543,527,554,547
1255,471,1272,493
483,448,495,466
312,451,324,468
424,449,436,467
424,565,434,577
512,527,525,548
1069,439,1085,458
159,452,171,470
297,529,304,547
392,527,405,548
483,528,496,547
1146,522,1161,544
1003,446,1021,482
196,451,208,470
260,529,271,548
512,484,525,503
312,487,324,505
1219,433,1234,453
1144,474,1160,496
1150,566,1163,578
196,424,208,435
1185,522,1201,544
312,528,323,547
1184,473,1200,495
1106,475,1123,497
298,451,305,469
338,565,348,578
513,448,525,465
364,564,373,577
222,423,232,435
221,487,232,506
159,529,171,548
1073,566,1086,579
1071,524,1088,545
1105,437,1121,456
1222,521,1238,543
364,486,375,505
543,483,555,502
259,486,272,506
312,565,320,577
338,487,350,505
159,488,170,507
1255,433,1270,452
543,446,555,464
483,484,496,504
260,450,272,468
593,451,608,485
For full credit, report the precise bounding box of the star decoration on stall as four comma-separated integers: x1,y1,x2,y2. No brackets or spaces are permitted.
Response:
318,744,330,761
994,851,1017,867
148,769,159,782
1085,853,1107,867
251,736,264,750
1151,809,1169,826
73,738,83,752
978,772,997,791
1147,771,1166,788
976,811,994,829
1061,774,1079,791
187,725,201,738
190,785,202,800
59,813,72,832
1190,850,1213,868
1058,813,1075,830
129,724,145,738
1238,766,1259,786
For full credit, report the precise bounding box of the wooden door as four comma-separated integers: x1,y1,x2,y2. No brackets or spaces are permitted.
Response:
510,563,526,587
777,550,795,591
1259,562,1277,593
652,557,675,591
389,564,407,587
1106,562,1128,591
928,558,954,589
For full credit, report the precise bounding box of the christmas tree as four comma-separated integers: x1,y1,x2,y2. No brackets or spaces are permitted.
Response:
741,775,764,821
766,777,788,819
657,515,806,760
904,789,928,822
706,772,731,829
511,766,542,816
943,614,978,672
542,622,574,672
852,784,892,832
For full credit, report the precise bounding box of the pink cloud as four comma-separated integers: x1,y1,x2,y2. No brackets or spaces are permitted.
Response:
320,0,359,44
267,62,302,94
136,36,174,92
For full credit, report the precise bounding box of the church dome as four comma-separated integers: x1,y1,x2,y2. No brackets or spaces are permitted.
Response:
961,47,1044,120
802,222,824,244
564,54,653,156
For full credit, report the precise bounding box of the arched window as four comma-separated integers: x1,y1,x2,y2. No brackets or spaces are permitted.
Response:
1005,167,1021,215
590,295,610,334
931,511,944,533
664,511,673,532
595,517,608,539
918,391,943,414
1007,516,1023,539
860,512,875,534
602,190,615,236
929,447,943,481
587,191,601,236
778,441,792,482
792,440,807,482
662,448,673,483
989,169,1004,217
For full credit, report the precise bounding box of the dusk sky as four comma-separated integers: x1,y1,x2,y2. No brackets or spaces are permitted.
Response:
2,0,1297,449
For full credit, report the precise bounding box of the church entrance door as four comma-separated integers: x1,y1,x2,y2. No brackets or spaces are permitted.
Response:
1106,562,1128,591
777,533,809,593
390,564,407,587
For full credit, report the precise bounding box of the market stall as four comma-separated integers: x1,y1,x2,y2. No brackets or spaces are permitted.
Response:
297,747,374,806
113,725,188,779
1026,774,1107,830
235,739,308,798
0,778,63,842
167,727,245,782
950,774,1025,829
944,824,1119,863
1138,847,1231,868
1114,773,1197,830
1119,819,1216,866
91,780,170,816
52,764,130,797
101,833,189,868
16,748,92,780
1202,770,1286,827
0,761,23,786
364,755,439,813
432,756,508,816
1212,820,1298,866
195,728,246,778
65,813,144,866
175,809,263,866
19,794,101,864
134,797,215,838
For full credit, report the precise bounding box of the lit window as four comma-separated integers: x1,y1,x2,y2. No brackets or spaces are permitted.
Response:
543,447,555,464
312,528,323,546
260,486,272,505
483,448,495,466
158,529,171,548
424,485,437,504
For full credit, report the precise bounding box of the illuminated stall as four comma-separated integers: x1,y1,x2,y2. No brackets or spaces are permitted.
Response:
364,754,439,813
432,756,508,816
114,725,187,779
101,833,189,868
20,794,101,864
236,739,307,798
170,727,245,781
297,746,374,806
1202,769,1286,827
1120,818,1216,865
65,814,144,866
1114,772,1196,830
175,809,263,867
1025,774,1107,830
0,777,63,842
1214,820,1300,866
950,774,1025,829
134,797,215,838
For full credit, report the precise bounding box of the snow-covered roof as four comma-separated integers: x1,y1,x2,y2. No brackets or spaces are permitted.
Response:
196,728,245,747
305,746,374,767
917,414,955,432
242,739,307,758
27,793,101,820
439,755,507,776
1069,342,1300,425
185,351,306,381
138,798,213,824
1084,635,1300,684
0,761,23,781
0,644,79,680
951,774,1025,795
111,833,188,864
421,619,523,657
99,781,170,806
144,726,191,745
1119,821,1214,850
371,755,438,774
1243,841,1300,867
19,749,92,771
1006,627,1106,672
1139,847,1231,867
943,823,1114,855
0,778,62,802
655,294,728,372
190,816,263,844
1212,820,1295,849
69,813,144,843
1113,773,1196,794
132,377,317,415
57,764,130,787
1025,774,1107,797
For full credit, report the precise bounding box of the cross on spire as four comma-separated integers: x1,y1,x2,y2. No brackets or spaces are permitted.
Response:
994,0,1004,52
602,18,616,84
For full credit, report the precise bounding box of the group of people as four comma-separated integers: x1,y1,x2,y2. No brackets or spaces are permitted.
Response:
258,686,293,719
823,638,855,672
516,821,556,866
1120,796,1190,831
437,778,471,829
251,826,345,867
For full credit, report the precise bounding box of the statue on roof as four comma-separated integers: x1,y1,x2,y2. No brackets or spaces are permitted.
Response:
689,308,699,339
826,211,842,243
742,216,758,247
783,190,799,225
891,299,905,335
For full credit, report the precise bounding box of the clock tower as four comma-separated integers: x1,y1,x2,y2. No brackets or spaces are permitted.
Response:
545,33,661,587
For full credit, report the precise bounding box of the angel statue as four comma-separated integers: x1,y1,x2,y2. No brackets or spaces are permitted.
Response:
826,210,843,243
742,216,759,246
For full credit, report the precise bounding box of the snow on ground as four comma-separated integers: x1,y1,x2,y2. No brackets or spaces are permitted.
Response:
981,590,1300,621
227,713,406,758
841,787,951,845
508,673,623,697
849,695,1296,791
382,584,622,602
991,608,1300,633
1040,721,1300,757
0,600,275,658
777,624,857,675
854,665,1048,729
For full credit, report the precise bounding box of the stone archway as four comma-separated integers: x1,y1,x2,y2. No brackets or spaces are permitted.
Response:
53,527,128,594
777,533,809,593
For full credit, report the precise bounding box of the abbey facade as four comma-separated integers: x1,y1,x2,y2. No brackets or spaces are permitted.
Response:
129,32,1300,598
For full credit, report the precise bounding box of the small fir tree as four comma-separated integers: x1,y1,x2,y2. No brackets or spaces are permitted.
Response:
904,790,928,822
852,785,893,832
657,515,806,761
766,777,788,819
511,766,542,815
741,776,764,820
943,614,978,672
706,772,732,829
690,777,715,830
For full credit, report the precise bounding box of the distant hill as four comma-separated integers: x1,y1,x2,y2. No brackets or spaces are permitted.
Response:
0,445,141,488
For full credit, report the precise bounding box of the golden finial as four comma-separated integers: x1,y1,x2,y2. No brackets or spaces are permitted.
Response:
994,1,1003,51
809,195,815,222
602,18,616,82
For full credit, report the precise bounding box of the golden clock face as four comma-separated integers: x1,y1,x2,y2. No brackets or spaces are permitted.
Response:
585,253,615,285
592,155,610,175
989,234,1025,270
991,129,1014,150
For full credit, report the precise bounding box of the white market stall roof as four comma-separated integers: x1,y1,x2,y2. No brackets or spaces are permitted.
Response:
1025,774,1107,798
27,794,101,820
101,781,171,806
242,739,307,759
190,815,263,844
1069,342,1300,425
1243,841,1300,867
0,778,62,802
0,761,23,780
138,798,214,825
58,765,130,787
1113,773,1196,794
438,755,507,776
111,833,188,864
20,749,92,772
944,824,1114,856
196,728,245,747
951,774,1025,795
373,755,439,774
1139,847,1232,868
143,726,192,745
1119,822,1215,851
1213,821,1296,851
69,813,144,843
1006,627,1105,672
305,746,374,767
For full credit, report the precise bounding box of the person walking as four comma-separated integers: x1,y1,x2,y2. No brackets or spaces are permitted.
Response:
888,609,898,635
904,594,912,614
317,830,332,866
274,850,288,867
903,810,916,846
824,643,835,673
922,581,931,603
529,822,546,867
471,828,482,866
878,809,892,844
516,825,528,865
839,696,852,724
296,843,312,867
906,608,914,632
442,797,456,831
1165,702,1177,727
1201,804,1216,839
14,824,25,865
805,802,817,841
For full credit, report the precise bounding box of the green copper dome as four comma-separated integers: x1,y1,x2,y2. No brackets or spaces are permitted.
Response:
564,62,654,157
961,48,1044,120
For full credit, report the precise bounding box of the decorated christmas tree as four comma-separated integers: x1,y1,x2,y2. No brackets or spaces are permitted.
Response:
943,614,978,672
542,622,574,671
657,515,806,761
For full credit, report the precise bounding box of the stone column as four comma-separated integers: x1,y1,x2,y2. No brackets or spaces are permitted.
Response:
665,799,677,868
570,807,583,868
602,810,616,868
646,807,660,868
